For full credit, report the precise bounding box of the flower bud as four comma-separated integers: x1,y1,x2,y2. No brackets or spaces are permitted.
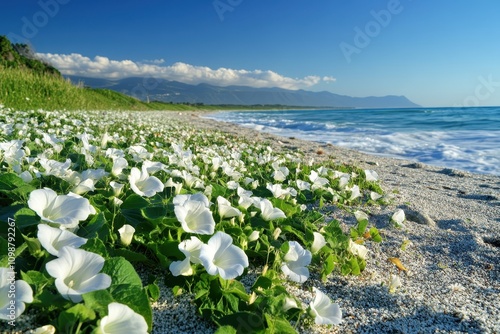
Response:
118,224,135,246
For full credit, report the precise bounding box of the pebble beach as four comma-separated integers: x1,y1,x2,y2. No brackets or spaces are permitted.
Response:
150,111,500,334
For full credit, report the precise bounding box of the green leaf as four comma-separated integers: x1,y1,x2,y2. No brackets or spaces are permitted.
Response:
370,226,383,243
78,212,107,239
264,314,297,334
82,238,108,258
146,282,160,301
141,205,167,220
14,207,39,229
357,219,369,235
83,290,115,317
112,248,149,263
120,194,149,226
217,312,265,334
110,284,152,331
56,304,96,333
0,173,25,191
215,326,237,334
102,257,143,287
252,276,273,291
321,253,335,281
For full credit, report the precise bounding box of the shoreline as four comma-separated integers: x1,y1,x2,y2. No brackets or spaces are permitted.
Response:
167,111,500,333
199,108,500,177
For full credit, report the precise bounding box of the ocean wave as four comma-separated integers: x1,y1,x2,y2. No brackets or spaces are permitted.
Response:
205,108,500,175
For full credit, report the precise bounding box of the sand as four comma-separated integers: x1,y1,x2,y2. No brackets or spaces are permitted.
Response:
152,111,500,334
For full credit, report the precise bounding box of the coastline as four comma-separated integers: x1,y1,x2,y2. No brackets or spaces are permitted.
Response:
165,111,500,333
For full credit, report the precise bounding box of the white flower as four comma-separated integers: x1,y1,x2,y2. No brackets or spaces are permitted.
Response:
72,178,95,194
0,267,33,320
296,180,311,191
173,193,215,235
109,181,124,196
216,196,242,219
370,191,383,200
164,178,183,195
388,274,402,293
169,236,204,276
28,188,95,229
364,169,379,182
391,209,406,227
199,231,249,280
347,239,369,260
309,288,342,325
129,166,164,197
266,183,297,199
37,224,87,256
99,302,148,334
282,297,299,312
111,157,128,178
27,325,56,334
354,210,369,222
118,224,135,246
311,232,327,253
19,171,33,183
248,231,260,242
309,170,329,190
254,198,286,221
45,247,111,303
347,185,361,201
281,241,311,283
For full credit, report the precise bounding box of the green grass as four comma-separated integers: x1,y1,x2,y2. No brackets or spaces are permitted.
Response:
0,66,317,112
0,66,182,111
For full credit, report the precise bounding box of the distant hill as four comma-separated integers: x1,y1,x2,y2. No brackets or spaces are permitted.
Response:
66,76,421,109
0,35,60,76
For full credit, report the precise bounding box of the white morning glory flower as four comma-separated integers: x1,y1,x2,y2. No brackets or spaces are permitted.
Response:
111,157,128,178
173,193,215,235
169,236,204,276
37,224,87,256
99,302,148,334
129,166,164,197
28,324,56,334
388,274,402,293
28,188,96,229
45,247,111,303
354,210,369,223
0,267,33,320
216,196,242,219
311,232,327,254
364,169,379,182
199,231,249,280
109,181,124,196
281,241,311,283
347,239,369,260
391,209,406,227
117,224,135,246
309,287,342,325
296,179,311,191
254,198,286,221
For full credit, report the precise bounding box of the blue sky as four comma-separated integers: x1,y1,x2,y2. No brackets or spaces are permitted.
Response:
2,0,500,107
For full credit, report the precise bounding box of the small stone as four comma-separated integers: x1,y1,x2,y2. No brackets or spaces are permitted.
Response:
406,210,437,228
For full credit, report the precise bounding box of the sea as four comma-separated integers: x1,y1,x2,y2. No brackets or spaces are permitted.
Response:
204,107,500,176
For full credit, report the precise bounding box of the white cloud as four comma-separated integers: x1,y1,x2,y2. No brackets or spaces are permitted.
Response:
37,53,335,90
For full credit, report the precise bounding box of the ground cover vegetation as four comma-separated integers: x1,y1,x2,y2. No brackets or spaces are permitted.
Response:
0,105,386,333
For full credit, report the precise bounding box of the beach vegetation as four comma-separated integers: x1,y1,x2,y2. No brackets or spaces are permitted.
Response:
0,105,386,332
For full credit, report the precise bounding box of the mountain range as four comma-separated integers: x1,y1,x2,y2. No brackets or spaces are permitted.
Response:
66,75,420,108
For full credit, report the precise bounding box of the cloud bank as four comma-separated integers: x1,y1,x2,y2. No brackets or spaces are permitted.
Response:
37,53,335,90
